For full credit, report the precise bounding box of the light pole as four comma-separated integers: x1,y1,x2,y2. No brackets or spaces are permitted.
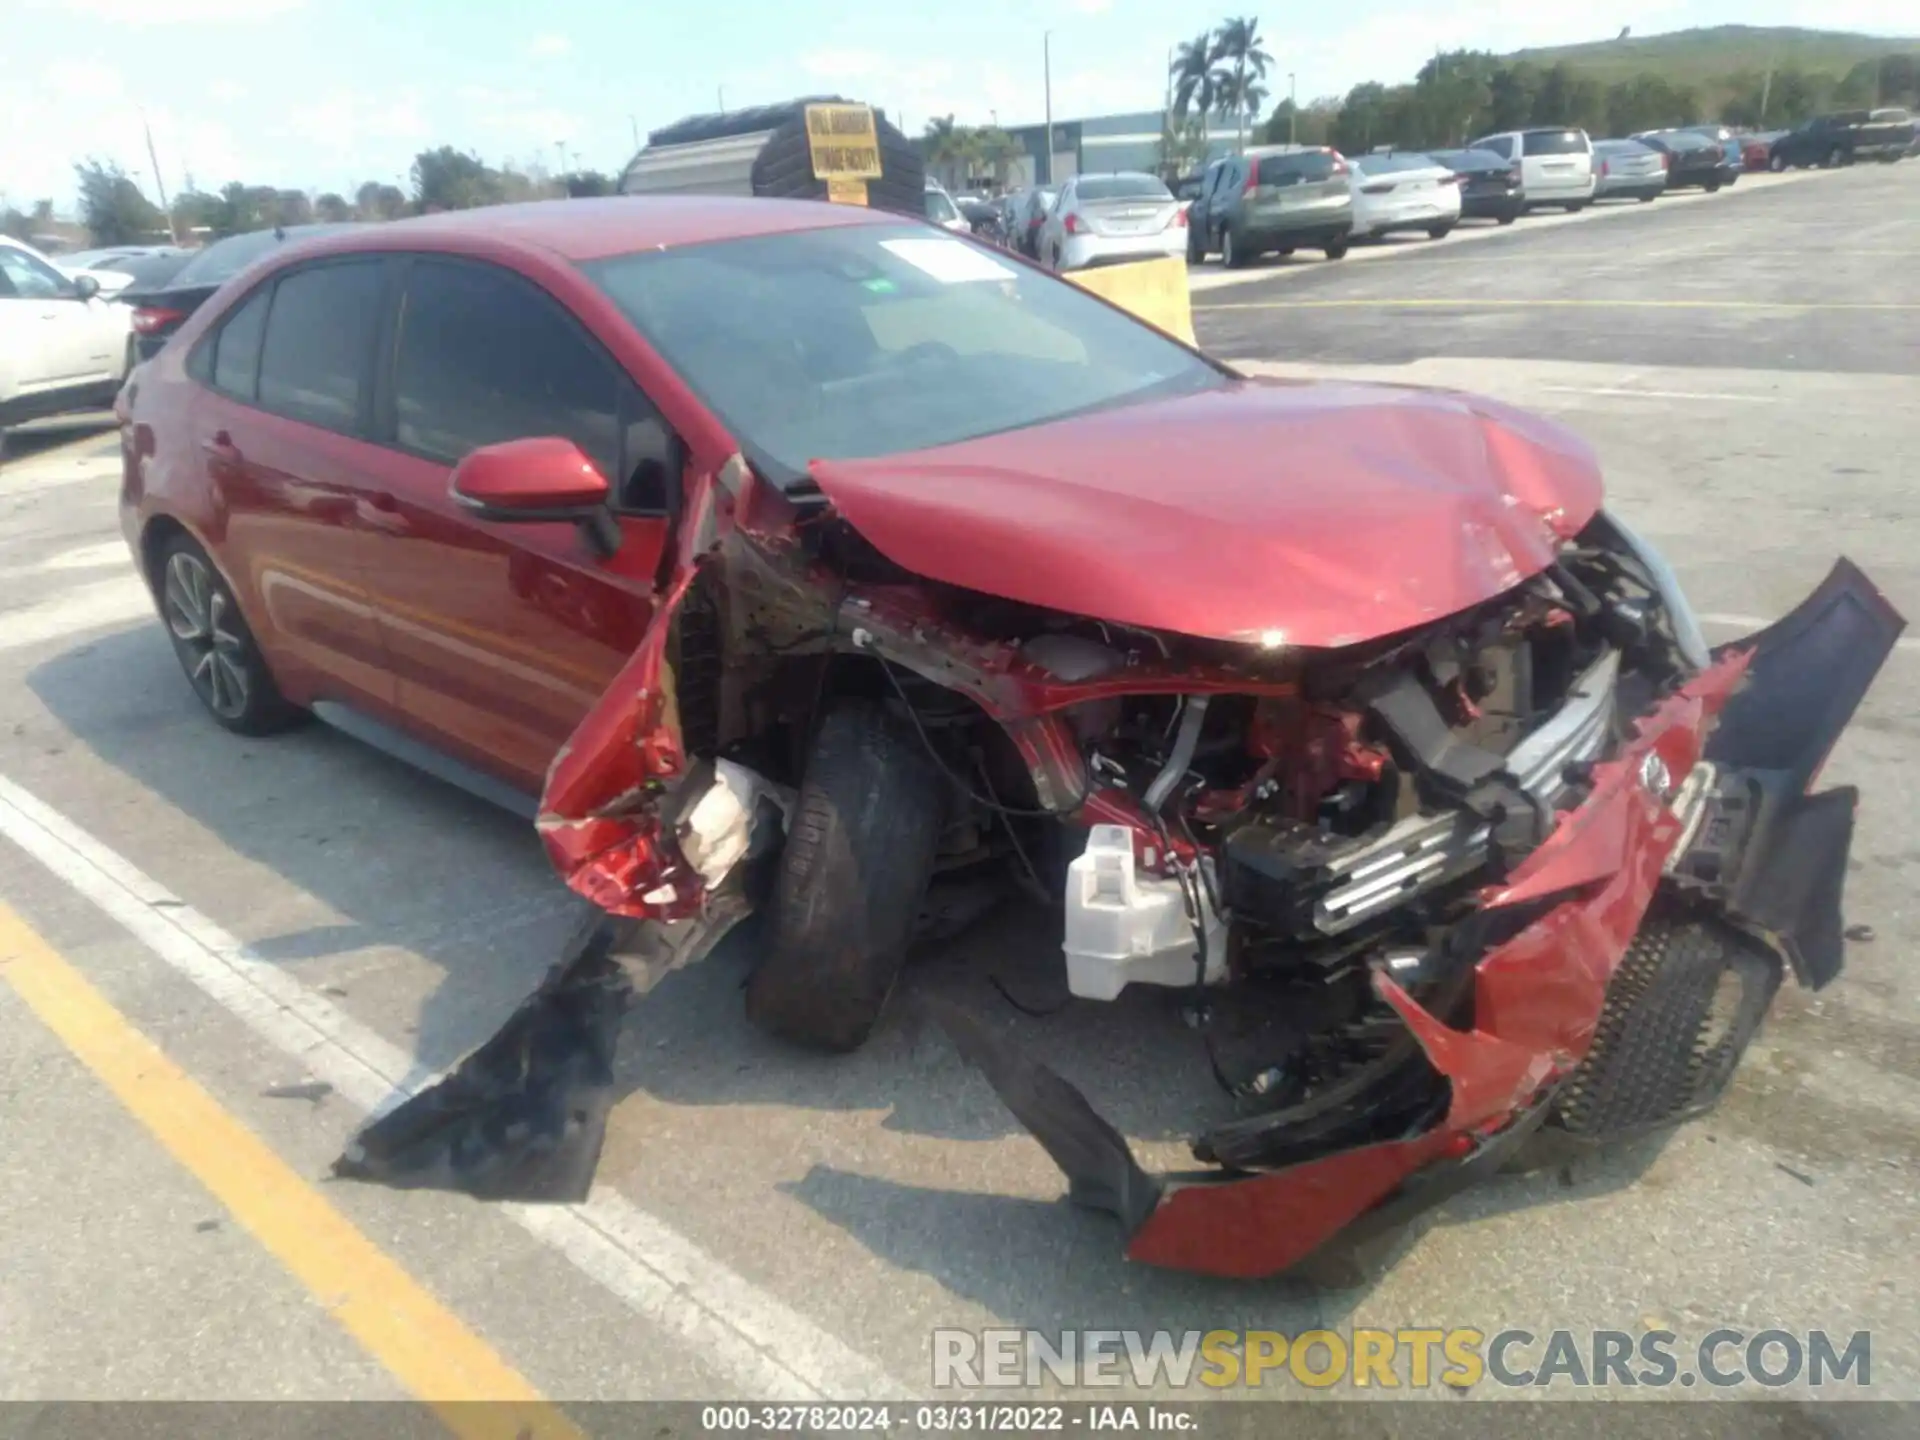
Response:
629,115,640,151
1288,73,1297,145
1042,30,1054,185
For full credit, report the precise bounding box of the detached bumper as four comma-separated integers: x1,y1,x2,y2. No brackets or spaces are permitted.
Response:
945,559,1904,1279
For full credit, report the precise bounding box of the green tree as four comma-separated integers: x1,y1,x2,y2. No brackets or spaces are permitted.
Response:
920,115,980,188
1,199,53,243
1486,63,1540,132
411,146,504,211
170,189,224,234
971,127,1026,187
354,180,410,221
74,159,166,245
1169,32,1220,122
1212,16,1273,152
314,192,353,222
1330,81,1391,154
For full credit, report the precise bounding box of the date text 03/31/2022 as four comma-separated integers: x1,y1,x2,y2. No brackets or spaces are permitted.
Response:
699,1405,1196,1432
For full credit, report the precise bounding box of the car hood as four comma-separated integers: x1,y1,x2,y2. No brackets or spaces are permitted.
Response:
807,376,1604,648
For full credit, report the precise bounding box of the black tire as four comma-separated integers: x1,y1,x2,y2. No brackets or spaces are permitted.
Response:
1825,146,1844,169
1639,193,1658,202
1220,226,1246,269
153,531,303,736
1273,246,1294,257
1426,224,1453,240
1496,212,1517,225
1704,178,1722,193
1186,225,1205,264
745,700,946,1053
1322,237,1349,260
1768,152,1787,172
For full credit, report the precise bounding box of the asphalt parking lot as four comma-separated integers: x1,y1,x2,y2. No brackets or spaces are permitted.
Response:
2,160,1917,1418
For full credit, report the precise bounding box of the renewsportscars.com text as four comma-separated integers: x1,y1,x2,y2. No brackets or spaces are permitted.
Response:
931,1327,1872,1391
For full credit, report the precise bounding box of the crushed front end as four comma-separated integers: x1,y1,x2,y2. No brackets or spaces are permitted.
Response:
333,444,1902,1280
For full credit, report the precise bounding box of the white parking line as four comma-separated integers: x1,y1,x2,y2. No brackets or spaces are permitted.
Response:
1537,386,1773,403
0,772,914,1402
0,577,154,654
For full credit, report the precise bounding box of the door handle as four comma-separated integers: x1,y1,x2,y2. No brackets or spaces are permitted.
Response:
367,491,399,513
200,431,242,470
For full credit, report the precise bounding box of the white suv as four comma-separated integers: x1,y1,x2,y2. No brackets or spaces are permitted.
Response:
0,235,136,453
1466,127,1597,211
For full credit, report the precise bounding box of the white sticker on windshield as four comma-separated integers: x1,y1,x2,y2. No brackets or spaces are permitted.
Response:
880,238,1018,283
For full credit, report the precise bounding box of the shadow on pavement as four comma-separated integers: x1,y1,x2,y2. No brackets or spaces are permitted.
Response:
1,416,118,468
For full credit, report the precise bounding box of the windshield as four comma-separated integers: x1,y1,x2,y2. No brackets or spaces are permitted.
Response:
1074,175,1172,202
1352,153,1440,175
923,188,961,224
584,223,1224,485
169,225,357,287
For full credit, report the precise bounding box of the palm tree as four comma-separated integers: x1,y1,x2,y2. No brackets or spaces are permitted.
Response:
1169,33,1218,122
1212,16,1274,152
922,115,980,189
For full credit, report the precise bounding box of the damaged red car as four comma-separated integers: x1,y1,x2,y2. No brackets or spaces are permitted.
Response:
118,198,1902,1280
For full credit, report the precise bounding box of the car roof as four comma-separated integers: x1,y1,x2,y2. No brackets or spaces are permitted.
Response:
290,196,894,266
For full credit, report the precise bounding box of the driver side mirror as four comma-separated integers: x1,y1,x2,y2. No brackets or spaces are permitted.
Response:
71,274,101,301
449,436,622,557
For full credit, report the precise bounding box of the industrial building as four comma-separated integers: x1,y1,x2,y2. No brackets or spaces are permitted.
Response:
995,109,1250,186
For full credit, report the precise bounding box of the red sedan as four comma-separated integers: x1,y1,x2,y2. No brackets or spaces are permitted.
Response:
118,198,1898,1279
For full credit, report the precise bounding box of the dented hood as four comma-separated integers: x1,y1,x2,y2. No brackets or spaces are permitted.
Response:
809,377,1604,647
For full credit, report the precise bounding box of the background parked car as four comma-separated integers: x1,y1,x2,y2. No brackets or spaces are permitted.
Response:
1740,130,1787,169
1869,108,1915,161
1426,147,1524,224
119,224,357,361
1187,145,1353,268
1466,127,1596,211
1037,172,1187,272
923,181,970,233
1769,110,1911,168
1591,139,1667,202
56,246,194,296
0,235,136,451
1679,124,1743,185
1006,185,1058,259
1345,151,1461,240
1633,129,1730,190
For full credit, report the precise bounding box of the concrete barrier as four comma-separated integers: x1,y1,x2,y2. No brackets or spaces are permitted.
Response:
1064,256,1197,347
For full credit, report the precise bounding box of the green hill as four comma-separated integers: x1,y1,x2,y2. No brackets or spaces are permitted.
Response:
1505,25,1918,87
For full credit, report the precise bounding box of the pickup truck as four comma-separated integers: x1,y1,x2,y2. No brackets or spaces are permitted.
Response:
1767,109,1914,169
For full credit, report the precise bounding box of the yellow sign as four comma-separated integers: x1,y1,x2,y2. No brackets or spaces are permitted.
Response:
805,103,883,179
825,176,870,206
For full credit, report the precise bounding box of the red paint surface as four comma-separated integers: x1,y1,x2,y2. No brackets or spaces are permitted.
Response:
810,378,1603,647
1124,648,1750,1279
448,436,610,512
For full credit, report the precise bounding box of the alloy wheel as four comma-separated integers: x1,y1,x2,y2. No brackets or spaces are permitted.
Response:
163,550,252,720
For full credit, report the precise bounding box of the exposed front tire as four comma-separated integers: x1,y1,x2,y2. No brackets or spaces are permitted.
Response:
745,700,946,1053
1322,237,1349,260
1825,146,1845,168
1496,212,1517,225
1705,177,1722,193
1426,224,1454,240
154,532,303,736
1639,193,1658,202
1768,152,1787,172
1220,227,1245,269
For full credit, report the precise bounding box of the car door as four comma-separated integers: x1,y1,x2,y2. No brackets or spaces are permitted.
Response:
357,254,671,791
191,259,398,711
0,243,115,394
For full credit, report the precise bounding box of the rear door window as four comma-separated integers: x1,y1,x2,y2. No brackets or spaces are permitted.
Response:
1474,135,1515,159
1522,130,1588,156
390,257,642,497
255,260,384,433
209,287,272,400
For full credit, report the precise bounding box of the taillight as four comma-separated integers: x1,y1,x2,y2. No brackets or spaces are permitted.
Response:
1243,167,1259,196
130,307,185,336
1660,152,1671,170
1600,160,1611,177
1169,207,1188,229
1329,152,1349,175
1508,165,1522,185
1063,211,1082,235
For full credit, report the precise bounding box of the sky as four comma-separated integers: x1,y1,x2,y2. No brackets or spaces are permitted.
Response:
4,0,1914,213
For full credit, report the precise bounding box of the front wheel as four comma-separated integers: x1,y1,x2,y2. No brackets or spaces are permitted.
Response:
1220,227,1245,269
1322,237,1350,260
1825,146,1845,168
1426,224,1454,240
155,533,303,735
745,700,946,1053
1705,178,1722,193
1768,152,1787,172
1639,193,1658,203
1496,212,1517,225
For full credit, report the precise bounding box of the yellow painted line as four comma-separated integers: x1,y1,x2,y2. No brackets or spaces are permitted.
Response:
1196,298,1920,311
0,904,583,1440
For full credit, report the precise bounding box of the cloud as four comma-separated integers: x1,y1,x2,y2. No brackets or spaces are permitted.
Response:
34,0,304,22
1071,0,1114,13
528,33,572,58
